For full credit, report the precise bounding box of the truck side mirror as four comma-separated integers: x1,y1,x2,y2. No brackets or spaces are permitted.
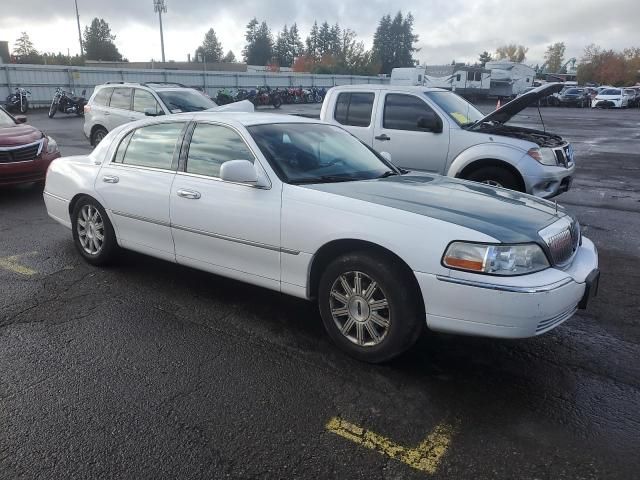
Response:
417,113,443,133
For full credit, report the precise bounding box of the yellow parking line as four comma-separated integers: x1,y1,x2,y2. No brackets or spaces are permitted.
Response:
0,252,38,276
326,417,455,474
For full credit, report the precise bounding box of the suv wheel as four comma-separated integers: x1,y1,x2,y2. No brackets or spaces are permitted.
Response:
464,166,522,191
91,127,108,146
318,251,424,363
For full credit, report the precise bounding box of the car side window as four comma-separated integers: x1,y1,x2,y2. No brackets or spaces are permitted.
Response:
117,123,183,170
109,88,132,110
93,88,113,106
383,94,438,132
186,123,255,178
133,89,161,115
334,92,375,127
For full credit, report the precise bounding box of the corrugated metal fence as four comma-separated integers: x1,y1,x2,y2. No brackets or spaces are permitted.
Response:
0,64,389,107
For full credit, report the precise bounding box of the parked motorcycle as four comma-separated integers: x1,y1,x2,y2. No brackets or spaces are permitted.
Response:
5,87,31,113
48,87,87,118
247,86,282,109
215,88,235,105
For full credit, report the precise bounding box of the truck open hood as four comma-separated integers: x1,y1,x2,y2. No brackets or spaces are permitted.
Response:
471,83,564,127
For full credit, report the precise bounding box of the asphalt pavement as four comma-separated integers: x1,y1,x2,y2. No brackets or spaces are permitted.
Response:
1,105,639,479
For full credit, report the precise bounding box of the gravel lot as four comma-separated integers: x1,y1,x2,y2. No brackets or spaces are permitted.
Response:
1,104,639,479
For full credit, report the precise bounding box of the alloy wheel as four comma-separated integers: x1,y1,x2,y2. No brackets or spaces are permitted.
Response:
77,204,105,255
329,271,391,347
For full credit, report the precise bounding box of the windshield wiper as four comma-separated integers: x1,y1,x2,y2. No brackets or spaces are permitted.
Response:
377,170,399,178
292,175,358,185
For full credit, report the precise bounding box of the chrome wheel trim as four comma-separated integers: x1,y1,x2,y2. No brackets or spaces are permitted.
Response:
329,271,391,347
77,205,105,255
482,179,503,188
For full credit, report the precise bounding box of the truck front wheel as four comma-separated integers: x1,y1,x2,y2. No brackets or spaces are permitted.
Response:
463,166,523,192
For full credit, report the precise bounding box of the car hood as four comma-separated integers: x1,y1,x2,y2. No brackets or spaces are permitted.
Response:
0,123,43,147
470,83,565,127
303,173,567,244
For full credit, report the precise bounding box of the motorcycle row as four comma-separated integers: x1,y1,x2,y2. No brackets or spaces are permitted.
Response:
4,86,87,118
214,86,326,108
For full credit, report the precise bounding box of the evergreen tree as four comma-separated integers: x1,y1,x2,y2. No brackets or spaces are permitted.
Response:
195,28,224,63
222,50,236,63
317,21,331,57
288,23,304,61
305,21,320,61
329,24,342,56
372,12,418,74
243,20,273,65
83,18,123,61
478,51,492,67
12,32,40,63
275,25,291,67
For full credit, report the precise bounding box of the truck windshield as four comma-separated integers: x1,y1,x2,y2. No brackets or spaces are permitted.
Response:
248,123,397,185
424,91,484,127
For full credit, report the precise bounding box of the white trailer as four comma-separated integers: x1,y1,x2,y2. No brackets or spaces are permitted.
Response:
391,65,491,98
485,61,536,98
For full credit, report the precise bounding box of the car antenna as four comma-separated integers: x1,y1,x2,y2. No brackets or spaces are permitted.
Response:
537,103,546,133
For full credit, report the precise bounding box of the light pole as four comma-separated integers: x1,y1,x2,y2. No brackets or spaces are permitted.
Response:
153,0,167,63
198,52,207,93
75,0,83,57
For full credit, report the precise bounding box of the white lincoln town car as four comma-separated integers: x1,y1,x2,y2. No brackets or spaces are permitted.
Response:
43,112,599,362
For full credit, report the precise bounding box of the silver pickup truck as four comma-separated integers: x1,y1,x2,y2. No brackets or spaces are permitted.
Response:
320,83,574,198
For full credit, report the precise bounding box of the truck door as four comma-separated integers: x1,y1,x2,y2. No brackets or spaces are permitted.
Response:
372,92,450,174
331,91,376,145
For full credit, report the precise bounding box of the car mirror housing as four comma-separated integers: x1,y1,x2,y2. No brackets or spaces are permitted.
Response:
144,108,163,117
220,160,261,186
15,115,27,124
417,113,443,133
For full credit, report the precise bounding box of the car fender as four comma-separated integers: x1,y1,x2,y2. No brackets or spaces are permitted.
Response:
446,141,529,178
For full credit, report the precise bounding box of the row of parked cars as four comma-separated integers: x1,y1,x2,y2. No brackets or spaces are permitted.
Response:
521,84,640,108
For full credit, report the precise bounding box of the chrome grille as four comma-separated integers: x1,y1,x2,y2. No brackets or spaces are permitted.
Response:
541,219,581,267
0,140,43,164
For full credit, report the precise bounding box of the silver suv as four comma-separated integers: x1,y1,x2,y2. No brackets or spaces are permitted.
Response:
83,82,217,145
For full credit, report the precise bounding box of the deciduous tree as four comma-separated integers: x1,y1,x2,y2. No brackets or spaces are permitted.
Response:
495,44,528,63
544,42,565,73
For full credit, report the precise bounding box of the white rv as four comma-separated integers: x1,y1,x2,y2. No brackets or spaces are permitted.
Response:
485,61,536,97
391,65,491,97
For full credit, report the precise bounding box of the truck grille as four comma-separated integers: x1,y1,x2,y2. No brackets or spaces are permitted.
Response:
0,140,43,164
543,220,581,267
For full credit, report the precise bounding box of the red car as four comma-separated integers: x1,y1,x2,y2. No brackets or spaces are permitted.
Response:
0,106,60,186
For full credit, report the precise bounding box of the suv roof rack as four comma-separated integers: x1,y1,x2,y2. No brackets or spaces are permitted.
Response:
142,82,188,89
103,81,140,85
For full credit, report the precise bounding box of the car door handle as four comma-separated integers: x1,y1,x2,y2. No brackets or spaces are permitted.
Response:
102,175,119,184
177,189,201,200
103,111,110,116
375,134,391,141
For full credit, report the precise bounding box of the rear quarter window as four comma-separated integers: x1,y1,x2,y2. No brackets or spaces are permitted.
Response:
92,88,113,106
334,92,375,128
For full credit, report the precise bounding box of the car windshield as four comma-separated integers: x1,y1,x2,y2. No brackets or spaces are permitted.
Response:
424,91,484,127
601,89,621,95
248,123,396,185
157,89,217,113
0,108,16,127
565,89,580,94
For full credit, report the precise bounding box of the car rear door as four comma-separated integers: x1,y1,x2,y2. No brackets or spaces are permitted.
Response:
95,121,187,261
170,121,282,291
330,91,376,145
372,92,450,173
106,87,135,130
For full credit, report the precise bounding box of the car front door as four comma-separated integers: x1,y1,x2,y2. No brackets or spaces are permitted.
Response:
170,122,282,290
372,92,450,173
95,121,186,261
106,87,135,130
132,88,164,121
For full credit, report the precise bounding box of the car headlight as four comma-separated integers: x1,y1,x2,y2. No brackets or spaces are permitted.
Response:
527,147,557,166
443,242,550,276
45,136,59,154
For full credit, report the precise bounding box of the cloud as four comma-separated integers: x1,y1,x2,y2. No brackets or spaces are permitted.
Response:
1,0,638,65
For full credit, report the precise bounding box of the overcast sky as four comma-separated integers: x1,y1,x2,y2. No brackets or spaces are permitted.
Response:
1,0,638,66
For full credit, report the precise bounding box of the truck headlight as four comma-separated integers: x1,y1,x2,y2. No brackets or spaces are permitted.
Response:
528,147,557,166
45,136,59,154
443,242,550,276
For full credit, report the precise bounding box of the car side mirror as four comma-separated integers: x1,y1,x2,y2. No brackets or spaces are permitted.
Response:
380,151,392,162
144,108,163,117
220,160,261,186
15,115,27,124
417,113,443,133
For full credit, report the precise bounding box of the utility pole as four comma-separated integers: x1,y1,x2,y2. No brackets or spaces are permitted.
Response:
153,0,167,63
75,0,83,57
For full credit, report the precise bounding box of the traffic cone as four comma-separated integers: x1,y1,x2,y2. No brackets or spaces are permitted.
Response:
496,98,502,109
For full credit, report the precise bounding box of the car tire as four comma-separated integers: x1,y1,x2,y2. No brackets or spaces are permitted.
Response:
91,127,108,147
20,100,29,114
71,196,118,266
318,251,424,363
464,166,522,191
48,100,58,118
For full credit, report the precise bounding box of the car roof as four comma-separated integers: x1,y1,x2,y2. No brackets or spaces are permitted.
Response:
330,84,449,93
97,82,194,91
187,111,323,127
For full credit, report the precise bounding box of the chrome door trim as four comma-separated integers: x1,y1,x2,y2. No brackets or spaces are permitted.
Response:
111,210,171,228
171,223,300,255
435,275,574,293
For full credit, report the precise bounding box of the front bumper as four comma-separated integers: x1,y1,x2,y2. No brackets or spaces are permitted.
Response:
415,237,599,339
0,152,61,186
523,163,575,199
